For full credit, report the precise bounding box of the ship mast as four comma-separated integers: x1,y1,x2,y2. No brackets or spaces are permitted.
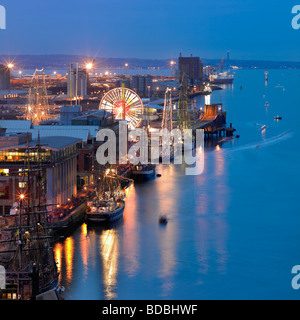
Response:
177,73,190,131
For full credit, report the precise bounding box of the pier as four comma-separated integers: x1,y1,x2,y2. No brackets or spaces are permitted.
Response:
191,103,236,138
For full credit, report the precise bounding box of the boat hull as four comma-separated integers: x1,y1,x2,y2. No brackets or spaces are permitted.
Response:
51,201,87,229
86,203,125,224
210,79,234,84
130,167,156,181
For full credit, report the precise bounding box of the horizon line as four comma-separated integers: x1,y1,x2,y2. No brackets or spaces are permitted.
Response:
0,54,300,64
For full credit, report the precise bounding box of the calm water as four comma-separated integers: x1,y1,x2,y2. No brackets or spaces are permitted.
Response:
54,69,300,300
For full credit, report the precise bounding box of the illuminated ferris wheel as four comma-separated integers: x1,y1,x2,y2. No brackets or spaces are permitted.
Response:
99,87,144,129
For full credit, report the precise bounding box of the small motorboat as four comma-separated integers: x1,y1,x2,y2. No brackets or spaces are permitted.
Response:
274,116,282,120
159,215,168,225
261,125,267,131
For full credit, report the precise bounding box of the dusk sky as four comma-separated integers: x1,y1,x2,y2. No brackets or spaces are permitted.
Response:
0,0,300,61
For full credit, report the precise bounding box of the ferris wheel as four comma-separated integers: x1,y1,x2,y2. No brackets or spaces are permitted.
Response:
99,87,144,129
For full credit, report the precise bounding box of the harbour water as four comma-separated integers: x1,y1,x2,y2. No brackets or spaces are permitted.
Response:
54,69,300,300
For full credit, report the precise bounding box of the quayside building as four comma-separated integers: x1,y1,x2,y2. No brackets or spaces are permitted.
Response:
0,131,80,214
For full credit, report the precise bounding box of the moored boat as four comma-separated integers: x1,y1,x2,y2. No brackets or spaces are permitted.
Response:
130,164,156,181
86,200,125,224
85,168,127,224
49,200,87,229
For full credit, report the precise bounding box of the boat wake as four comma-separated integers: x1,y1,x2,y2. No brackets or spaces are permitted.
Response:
229,130,293,154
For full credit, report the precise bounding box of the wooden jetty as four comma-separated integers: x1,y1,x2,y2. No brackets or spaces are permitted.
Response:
191,104,236,138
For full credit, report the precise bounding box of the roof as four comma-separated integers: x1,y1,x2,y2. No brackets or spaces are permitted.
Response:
0,90,28,95
32,125,99,138
156,80,180,88
0,120,33,130
0,120,100,142
0,136,82,152
29,128,91,141
72,110,112,121
29,136,82,151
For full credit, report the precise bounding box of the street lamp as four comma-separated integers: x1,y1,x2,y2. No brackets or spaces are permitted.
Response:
86,62,93,71
86,63,93,70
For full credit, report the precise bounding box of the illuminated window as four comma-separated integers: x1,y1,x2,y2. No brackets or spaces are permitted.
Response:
19,182,27,189
0,169,9,176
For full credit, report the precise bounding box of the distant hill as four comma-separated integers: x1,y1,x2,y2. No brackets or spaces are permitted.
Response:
1,54,300,70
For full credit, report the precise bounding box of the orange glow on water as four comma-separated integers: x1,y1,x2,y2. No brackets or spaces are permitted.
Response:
123,184,140,277
80,223,89,278
65,237,74,283
54,242,63,282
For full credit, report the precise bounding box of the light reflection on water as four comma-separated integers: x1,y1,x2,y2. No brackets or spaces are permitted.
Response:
123,184,139,278
53,70,300,299
100,229,119,300
53,149,229,300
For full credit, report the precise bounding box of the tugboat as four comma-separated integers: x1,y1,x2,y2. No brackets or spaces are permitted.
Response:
85,168,126,224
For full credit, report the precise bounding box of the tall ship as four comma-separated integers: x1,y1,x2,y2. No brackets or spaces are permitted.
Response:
0,136,64,300
0,202,62,300
86,168,126,224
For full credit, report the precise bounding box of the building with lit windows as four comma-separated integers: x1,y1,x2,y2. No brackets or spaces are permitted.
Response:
0,132,81,215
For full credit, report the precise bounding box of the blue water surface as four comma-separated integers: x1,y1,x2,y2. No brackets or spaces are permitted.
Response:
54,69,300,300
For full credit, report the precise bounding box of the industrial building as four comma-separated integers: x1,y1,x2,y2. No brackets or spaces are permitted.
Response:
67,64,88,99
131,75,153,97
178,54,203,85
0,131,80,214
0,64,10,91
